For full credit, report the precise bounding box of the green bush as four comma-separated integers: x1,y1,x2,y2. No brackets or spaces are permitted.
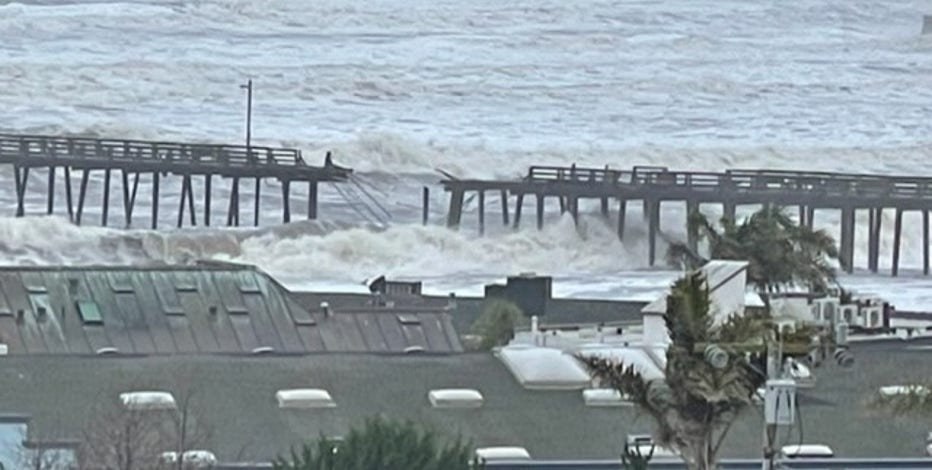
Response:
273,416,480,470
469,300,527,351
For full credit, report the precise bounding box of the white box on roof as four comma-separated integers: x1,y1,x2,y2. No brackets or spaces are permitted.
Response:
428,389,483,408
276,389,336,409
120,391,177,411
475,447,531,461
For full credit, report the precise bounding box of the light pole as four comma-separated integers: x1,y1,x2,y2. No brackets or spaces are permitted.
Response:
240,79,253,151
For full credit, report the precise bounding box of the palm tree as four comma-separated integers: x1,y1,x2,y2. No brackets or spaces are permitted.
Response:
273,416,480,470
667,206,839,294
579,271,769,470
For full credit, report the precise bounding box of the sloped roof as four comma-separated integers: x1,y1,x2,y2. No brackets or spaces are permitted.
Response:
642,260,762,323
0,264,461,355
2,339,930,462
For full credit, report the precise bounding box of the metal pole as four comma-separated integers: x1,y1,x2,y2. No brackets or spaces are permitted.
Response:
240,79,253,150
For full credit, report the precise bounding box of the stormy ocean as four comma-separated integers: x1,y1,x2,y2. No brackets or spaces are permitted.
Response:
3,0,932,307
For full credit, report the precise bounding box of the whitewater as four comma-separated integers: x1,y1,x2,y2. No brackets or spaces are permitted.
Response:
3,0,932,308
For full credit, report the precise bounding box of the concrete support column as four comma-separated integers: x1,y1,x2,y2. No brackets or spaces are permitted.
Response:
536,194,545,230
687,200,699,255
617,199,627,242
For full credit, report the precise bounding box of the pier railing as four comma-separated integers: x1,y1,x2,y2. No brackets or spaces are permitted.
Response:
521,165,932,198
0,134,311,169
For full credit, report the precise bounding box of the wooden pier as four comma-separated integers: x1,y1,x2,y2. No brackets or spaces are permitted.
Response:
441,165,932,276
0,133,352,228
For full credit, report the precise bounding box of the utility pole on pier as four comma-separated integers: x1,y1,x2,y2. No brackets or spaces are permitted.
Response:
240,79,253,150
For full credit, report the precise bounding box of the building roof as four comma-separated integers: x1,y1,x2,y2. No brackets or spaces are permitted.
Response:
2,338,931,464
0,264,461,355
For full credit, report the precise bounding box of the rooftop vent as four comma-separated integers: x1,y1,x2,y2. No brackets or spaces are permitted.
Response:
0,343,8,356
120,391,177,411
276,389,336,409
475,447,531,461
582,388,631,407
320,302,332,318
251,346,275,355
95,347,120,356
403,345,426,354
878,385,930,397
429,389,484,408
160,450,217,468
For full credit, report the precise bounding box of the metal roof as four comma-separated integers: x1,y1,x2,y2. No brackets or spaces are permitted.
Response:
0,264,461,355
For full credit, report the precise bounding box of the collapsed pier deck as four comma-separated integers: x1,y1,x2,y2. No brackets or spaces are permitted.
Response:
441,165,932,276
0,133,352,228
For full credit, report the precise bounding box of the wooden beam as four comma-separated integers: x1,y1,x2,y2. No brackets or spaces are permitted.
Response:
892,208,903,277
282,179,291,223
501,190,509,226
513,194,524,229
253,177,261,226
46,166,55,215
186,175,196,226
307,180,318,220
76,169,90,225
204,174,212,227
64,166,74,222
101,168,111,226
617,199,626,241
151,171,160,229
478,190,485,235
536,194,545,230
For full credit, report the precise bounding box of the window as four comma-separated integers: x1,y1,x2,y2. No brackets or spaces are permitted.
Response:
76,301,103,325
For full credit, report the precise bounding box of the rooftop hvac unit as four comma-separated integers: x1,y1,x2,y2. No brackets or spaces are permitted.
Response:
839,304,856,325
862,305,882,328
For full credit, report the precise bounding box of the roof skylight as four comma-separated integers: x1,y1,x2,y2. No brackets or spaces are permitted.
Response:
496,345,590,390
276,389,336,409
120,391,177,411
428,389,484,408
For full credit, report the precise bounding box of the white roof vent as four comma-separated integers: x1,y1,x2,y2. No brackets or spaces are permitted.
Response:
496,346,590,390
276,389,336,409
583,388,631,407
428,389,484,408
0,343,8,356
780,444,834,458
879,385,930,397
160,450,217,467
475,447,531,461
96,347,120,356
120,391,177,411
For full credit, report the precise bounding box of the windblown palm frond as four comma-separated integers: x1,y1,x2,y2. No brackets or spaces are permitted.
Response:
667,206,839,293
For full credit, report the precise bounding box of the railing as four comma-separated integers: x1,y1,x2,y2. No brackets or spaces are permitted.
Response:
0,134,308,168
520,165,932,199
